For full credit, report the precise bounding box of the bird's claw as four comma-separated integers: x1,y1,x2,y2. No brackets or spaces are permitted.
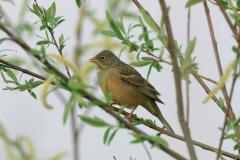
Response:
126,113,136,122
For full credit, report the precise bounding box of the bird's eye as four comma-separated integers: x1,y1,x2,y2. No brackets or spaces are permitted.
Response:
100,56,105,60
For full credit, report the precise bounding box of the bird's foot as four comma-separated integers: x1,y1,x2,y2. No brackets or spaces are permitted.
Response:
126,113,136,122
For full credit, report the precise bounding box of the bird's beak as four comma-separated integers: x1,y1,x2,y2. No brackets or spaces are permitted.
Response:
89,56,97,63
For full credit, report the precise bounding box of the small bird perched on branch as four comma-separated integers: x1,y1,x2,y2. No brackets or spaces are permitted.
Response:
89,50,174,133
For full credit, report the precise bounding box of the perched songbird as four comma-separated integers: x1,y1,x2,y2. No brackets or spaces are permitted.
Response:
89,50,174,132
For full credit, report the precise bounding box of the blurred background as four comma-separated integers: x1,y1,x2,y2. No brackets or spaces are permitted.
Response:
0,0,239,159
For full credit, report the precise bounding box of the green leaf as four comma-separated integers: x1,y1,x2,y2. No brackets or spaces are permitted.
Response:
72,92,87,108
146,63,153,80
51,2,56,17
234,144,239,150
63,96,75,124
79,115,110,127
152,61,162,72
130,133,168,146
106,11,125,40
237,0,240,8
68,76,88,90
130,61,151,67
139,18,154,51
103,127,111,144
121,11,138,19
107,128,118,145
27,89,37,99
100,30,117,37
131,133,146,144
150,135,168,146
104,91,112,105
141,57,154,62
186,0,204,7
32,3,42,17
36,40,51,45
224,133,236,139
5,69,18,83
139,8,158,31
75,0,81,7
0,69,8,83
185,37,196,57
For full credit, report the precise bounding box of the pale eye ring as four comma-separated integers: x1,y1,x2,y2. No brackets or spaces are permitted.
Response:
100,56,105,60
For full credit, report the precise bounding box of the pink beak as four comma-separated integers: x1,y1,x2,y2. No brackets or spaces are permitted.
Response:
89,56,97,63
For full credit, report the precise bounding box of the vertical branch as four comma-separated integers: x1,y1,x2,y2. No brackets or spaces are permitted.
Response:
213,0,238,36
71,105,79,160
158,0,197,159
216,114,228,159
73,7,89,160
54,91,79,160
229,46,240,101
186,7,191,126
218,30,240,160
141,143,153,160
203,1,240,154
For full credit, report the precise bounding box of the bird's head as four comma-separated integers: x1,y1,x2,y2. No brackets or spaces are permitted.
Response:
89,50,120,69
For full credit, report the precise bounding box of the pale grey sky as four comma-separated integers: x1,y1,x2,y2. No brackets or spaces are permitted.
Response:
0,0,238,160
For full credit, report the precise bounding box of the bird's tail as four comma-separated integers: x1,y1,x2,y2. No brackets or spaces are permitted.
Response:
145,101,174,133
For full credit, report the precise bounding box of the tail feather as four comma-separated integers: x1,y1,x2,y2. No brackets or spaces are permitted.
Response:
145,101,174,133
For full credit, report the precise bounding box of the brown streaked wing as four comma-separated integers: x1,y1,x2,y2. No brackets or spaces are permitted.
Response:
117,63,163,103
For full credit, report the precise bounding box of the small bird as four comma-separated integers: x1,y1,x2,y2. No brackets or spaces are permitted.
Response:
89,50,174,133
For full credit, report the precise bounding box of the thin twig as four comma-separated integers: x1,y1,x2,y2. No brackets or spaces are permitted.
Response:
141,49,171,64
141,143,153,160
0,58,47,81
112,107,240,159
157,0,197,159
203,1,240,154
186,7,191,126
213,0,238,37
216,113,228,159
229,53,240,101
198,74,218,84
54,91,79,160
105,107,188,160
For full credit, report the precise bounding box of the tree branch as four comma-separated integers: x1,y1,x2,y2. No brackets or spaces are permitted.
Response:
213,0,238,37
158,0,197,159
186,7,191,126
0,59,46,81
203,1,240,154
112,107,240,160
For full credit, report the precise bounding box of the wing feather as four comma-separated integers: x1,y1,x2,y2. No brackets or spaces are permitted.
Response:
117,63,163,103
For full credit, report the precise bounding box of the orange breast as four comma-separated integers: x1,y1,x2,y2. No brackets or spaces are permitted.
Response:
106,69,146,108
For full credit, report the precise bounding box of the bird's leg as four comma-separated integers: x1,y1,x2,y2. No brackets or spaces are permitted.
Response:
126,106,137,121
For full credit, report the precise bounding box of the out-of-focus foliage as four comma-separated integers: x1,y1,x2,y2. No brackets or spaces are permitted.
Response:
0,121,67,160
